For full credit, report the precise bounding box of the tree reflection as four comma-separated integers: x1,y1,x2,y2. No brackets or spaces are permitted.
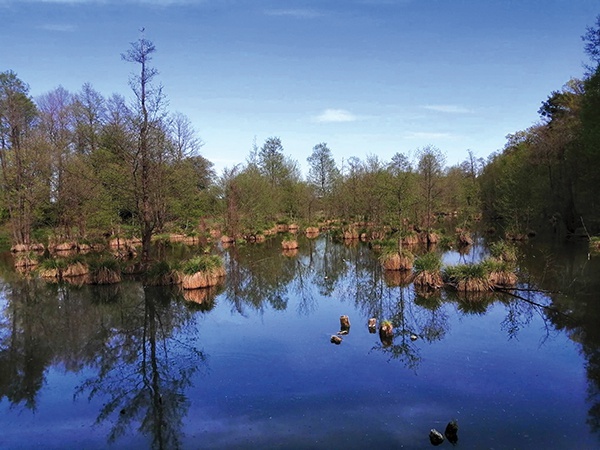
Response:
0,278,53,410
223,237,306,314
75,285,205,449
519,241,600,437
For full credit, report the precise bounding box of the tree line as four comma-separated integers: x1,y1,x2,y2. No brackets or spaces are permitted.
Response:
1,16,600,259
479,16,600,236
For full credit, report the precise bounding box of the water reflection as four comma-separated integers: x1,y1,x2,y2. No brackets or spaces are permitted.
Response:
517,239,600,435
0,275,206,448
0,278,53,410
1,234,600,446
75,286,205,449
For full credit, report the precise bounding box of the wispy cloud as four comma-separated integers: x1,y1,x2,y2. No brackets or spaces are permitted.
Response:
314,109,358,123
38,23,77,32
264,8,323,19
422,104,473,114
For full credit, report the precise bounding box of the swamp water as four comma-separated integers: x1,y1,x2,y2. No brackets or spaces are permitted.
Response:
1,235,600,449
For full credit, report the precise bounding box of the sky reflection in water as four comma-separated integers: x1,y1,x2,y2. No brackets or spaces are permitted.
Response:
0,235,598,449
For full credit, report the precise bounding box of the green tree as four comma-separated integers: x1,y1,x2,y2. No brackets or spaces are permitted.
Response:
416,145,445,231
307,142,339,197
0,71,40,245
258,136,287,188
73,82,106,155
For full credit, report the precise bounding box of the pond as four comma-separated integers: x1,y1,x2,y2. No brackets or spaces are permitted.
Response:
1,234,599,449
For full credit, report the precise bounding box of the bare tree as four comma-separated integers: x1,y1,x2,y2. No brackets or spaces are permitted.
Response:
121,36,168,263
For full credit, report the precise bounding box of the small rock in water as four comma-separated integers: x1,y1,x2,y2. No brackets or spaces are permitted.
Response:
330,335,342,345
410,334,418,341
444,419,459,444
429,429,444,446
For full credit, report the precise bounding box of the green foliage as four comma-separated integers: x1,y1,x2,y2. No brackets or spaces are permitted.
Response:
481,258,515,273
146,260,180,284
443,262,488,282
0,228,9,251
181,255,223,275
489,240,517,263
377,239,412,259
413,252,442,273
281,233,296,243
88,256,121,273
39,257,68,271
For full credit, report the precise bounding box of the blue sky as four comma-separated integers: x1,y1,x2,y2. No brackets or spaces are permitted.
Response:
1,0,598,175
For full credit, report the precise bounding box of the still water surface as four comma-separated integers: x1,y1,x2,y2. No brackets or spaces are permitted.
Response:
1,235,599,449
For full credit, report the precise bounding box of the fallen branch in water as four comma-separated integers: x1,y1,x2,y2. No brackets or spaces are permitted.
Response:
495,287,575,320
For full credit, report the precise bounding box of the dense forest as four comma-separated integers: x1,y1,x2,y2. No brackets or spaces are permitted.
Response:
1,17,600,259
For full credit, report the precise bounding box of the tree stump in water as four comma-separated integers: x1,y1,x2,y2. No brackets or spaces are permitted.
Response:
444,420,459,444
340,315,351,333
368,318,377,333
379,321,394,347
429,429,444,446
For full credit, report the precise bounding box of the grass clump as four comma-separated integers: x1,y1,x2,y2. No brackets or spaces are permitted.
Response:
180,254,226,289
489,240,517,263
414,252,442,273
590,236,600,252
378,241,414,271
88,256,122,284
181,255,223,275
483,258,518,288
146,260,181,285
443,262,491,292
413,252,443,289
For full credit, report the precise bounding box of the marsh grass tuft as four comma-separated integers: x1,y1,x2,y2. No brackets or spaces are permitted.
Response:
181,255,223,275
443,262,491,292
489,240,517,263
